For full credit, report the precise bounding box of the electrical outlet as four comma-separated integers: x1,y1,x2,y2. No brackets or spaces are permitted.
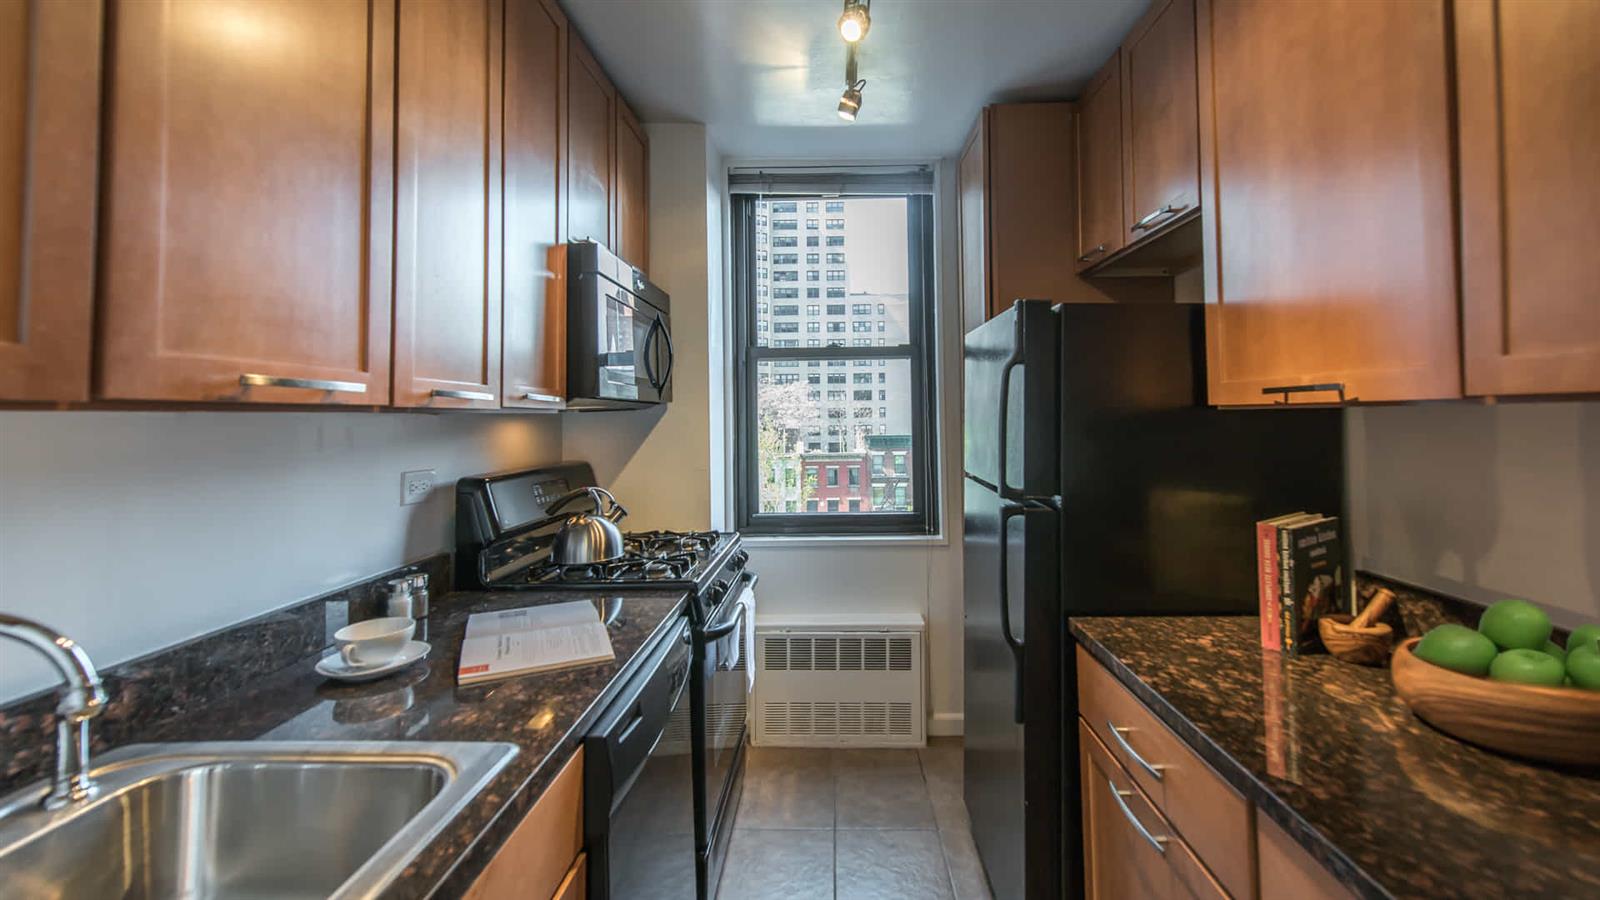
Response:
401,469,435,506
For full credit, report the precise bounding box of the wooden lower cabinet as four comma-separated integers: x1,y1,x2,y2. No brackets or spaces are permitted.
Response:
1257,815,1354,900
466,748,584,900
1080,720,1228,900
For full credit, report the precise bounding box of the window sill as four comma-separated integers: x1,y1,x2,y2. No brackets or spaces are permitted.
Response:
740,533,949,550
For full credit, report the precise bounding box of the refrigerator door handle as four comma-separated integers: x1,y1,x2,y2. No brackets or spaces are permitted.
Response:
999,502,1026,724
995,340,1024,501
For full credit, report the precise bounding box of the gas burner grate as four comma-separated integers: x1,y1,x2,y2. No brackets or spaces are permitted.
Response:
625,530,719,559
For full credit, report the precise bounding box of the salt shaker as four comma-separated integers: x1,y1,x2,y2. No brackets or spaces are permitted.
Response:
383,577,416,619
406,572,431,618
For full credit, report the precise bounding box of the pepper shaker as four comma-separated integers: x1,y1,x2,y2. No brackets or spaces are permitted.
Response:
406,572,431,619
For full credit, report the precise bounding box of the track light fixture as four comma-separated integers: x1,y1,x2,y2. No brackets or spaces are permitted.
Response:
838,44,865,122
837,0,871,43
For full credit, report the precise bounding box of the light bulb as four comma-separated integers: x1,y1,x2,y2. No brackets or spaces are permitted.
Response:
837,2,870,43
838,84,863,121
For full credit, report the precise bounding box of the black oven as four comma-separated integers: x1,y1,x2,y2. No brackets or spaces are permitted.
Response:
692,570,755,897
586,618,696,899
563,240,672,410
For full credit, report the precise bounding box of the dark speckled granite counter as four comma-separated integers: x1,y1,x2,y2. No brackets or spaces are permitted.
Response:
2,586,686,899
1071,615,1600,900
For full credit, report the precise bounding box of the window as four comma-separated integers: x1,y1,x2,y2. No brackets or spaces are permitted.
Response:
806,201,819,213
806,236,819,247
773,219,796,230
806,288,819,298
772,253,798,265
735,190,938,536
773,287,798,299
774,236,797,248
772,201,797,213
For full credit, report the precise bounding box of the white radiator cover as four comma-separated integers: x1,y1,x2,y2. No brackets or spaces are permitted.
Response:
753,624,925,748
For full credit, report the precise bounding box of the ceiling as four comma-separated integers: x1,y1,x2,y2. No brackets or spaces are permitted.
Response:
563,0,1152,160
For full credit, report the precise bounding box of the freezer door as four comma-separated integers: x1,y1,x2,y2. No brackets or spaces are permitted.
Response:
962,300,1060,498
963,479,1063,900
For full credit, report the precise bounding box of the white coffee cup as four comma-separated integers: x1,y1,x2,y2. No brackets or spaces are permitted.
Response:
335,616,415,668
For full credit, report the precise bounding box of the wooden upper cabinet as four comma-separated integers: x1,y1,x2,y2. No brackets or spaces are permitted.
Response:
1121,0,1199,242
1076,51,1124,270
97,0,393,405
0,0,99,402
1456,0,1600,397
958,120,989,327
393,0,503,409
567,31,614,248
502,0,566,411
614,97,649,272
1196,0,1460,406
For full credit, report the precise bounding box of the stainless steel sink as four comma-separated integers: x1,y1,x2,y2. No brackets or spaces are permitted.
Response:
0,741,518,900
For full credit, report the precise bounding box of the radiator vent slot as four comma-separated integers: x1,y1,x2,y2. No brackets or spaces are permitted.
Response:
754,629,924,748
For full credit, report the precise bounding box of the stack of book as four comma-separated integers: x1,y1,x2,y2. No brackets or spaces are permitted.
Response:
1255,513,1345,656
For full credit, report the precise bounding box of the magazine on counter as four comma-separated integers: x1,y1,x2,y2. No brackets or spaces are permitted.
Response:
457,600,615,686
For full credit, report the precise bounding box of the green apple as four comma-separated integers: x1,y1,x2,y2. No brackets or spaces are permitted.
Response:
1478,599,1553,651
1414,624,1499,677
1488,649,1566,687
1540,640,1567,665
1567,643,1600,691
1565,623,1600,656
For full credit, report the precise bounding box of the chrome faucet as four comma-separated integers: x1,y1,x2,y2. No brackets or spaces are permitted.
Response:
0,614,107,809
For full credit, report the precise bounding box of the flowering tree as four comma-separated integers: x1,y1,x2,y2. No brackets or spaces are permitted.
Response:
757,379,818,512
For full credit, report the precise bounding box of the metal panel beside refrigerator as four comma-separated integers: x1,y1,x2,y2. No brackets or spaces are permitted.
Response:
961,301,1344,900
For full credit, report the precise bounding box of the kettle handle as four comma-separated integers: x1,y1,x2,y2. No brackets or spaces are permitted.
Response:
547,486,629,523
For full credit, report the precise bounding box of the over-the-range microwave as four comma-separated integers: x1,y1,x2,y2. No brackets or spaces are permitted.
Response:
555,240,672,410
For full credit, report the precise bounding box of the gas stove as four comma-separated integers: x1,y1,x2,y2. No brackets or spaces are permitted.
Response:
455,464,745,599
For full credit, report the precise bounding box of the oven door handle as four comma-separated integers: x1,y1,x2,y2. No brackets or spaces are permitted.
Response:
702,572,758,641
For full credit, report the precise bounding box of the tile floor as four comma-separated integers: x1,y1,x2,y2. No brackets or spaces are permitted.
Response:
717,738,993,900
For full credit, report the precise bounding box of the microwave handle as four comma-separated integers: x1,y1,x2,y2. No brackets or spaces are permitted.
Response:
656,319,675,390
641,317,661,389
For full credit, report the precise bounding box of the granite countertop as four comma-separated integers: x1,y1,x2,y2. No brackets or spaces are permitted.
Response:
16,588,687,898
1070,616,1600,900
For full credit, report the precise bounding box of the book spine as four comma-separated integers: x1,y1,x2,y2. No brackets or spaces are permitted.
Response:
1257,521,1281,650
1279,525,1297,657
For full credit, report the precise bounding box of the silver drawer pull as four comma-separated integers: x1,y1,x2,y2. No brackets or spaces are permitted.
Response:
521,391,563,403
1107,776,1169,855
431,388,494,402
1077,243,1107,263
1107,721,1166,781
1131,202,1190,232
239,374,367,394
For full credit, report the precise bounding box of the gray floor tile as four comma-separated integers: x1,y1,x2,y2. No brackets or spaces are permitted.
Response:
938,824,994,900
836,830,955,900
719,828,835,900
738,756,836,829
917,743,966,832
835,768,937,830
831,748,922,773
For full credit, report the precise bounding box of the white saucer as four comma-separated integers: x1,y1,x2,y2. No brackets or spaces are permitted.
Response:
316,640,431,683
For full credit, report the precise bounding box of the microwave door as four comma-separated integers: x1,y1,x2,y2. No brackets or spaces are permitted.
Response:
599,287,640,401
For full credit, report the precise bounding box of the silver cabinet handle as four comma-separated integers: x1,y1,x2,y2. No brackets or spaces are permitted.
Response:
1107,722,1166,781
239,374,367,394
431,388,494,402
520,390,563,403
1107,775,1169,855
1131,202,1191,232
1077,243,1107,263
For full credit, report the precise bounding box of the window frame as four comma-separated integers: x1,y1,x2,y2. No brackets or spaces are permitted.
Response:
732,192,939,537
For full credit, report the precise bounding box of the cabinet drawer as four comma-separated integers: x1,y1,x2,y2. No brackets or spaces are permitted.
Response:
466,748,584,900
1257,815,1353,900
1080,719,1230,900
1077,647,1253,899
553,851,588,900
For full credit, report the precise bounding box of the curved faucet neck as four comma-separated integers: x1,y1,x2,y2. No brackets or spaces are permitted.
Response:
0,614,106,808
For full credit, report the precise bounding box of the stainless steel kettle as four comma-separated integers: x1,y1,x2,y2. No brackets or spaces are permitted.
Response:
547,487,628,565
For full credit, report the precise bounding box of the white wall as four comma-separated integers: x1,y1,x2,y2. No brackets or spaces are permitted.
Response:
562,123,723,531
0,411,562,703
1346,401,1600,626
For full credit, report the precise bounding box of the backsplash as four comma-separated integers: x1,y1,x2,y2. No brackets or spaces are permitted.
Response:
0,554,449,796
1355,571,1574,646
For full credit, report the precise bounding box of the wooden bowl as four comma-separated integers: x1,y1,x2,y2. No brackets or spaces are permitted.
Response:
1391,637,1600,766
1318,614,1394,666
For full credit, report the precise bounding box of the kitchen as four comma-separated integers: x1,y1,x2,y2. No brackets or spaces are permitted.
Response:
0,0,1597,898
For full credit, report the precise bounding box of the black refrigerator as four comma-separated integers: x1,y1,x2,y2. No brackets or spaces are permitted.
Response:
961,301,1343,900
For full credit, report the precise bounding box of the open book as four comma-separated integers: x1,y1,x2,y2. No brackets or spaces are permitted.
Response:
457,600,616,686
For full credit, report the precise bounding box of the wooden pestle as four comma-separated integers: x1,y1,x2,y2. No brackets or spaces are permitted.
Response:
1352,587,1397,629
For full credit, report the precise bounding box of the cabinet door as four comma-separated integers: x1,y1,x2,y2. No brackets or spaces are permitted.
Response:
567,32,614,247
1081,721,1174,900
958,118,990,324
615,97,649,271
1197,0,1460,405
0,0,98,402
1121,0,1199,242
97,0,393,405
1457,0,1600,396
393,0,502,409
502,0,566,411
1076,51,1124,270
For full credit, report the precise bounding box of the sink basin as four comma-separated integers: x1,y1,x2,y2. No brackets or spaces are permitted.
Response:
0,741,517,899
